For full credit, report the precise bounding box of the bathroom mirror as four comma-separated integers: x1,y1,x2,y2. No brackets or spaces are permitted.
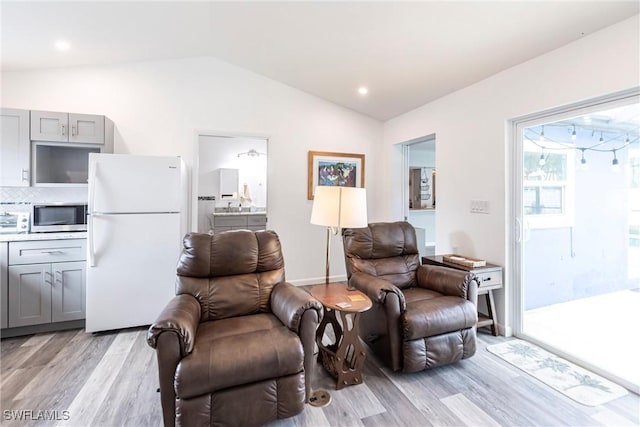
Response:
196,134,267,233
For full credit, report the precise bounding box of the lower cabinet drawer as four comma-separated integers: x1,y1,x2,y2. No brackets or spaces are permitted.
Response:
247,215,267,226
476,270,502,290
213,216,247,227
9,239,87,265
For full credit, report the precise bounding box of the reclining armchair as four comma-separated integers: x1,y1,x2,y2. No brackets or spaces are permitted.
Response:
147,230,323,427
342,222,478,373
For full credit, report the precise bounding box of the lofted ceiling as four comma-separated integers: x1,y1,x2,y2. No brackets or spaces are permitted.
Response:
1,1,638,121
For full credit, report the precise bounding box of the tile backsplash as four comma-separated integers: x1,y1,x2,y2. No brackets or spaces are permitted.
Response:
0,186,88,212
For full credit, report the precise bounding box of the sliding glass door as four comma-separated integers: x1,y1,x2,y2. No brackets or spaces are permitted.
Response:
513,92,640,393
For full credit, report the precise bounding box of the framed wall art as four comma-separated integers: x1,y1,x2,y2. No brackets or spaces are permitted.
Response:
307,151,365,200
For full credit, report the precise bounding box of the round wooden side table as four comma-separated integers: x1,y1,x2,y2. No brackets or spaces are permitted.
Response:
310,283,372,390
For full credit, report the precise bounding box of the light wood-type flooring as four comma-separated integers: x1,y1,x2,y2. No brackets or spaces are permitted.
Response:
1,327,638,426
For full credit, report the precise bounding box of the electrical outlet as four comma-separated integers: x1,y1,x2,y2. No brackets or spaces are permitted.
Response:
470,200,490,214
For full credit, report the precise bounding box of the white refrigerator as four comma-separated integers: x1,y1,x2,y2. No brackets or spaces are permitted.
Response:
86,153,187,333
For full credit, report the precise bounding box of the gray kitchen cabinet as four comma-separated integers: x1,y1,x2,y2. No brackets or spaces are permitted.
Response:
0,108,30,186
212,214,267,234
31,110,105,144
7,239,86,328
1,242,8,329
51,261,85,322
8,264,52,327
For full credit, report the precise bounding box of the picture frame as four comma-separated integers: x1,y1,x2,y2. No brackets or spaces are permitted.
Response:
307,151,365,200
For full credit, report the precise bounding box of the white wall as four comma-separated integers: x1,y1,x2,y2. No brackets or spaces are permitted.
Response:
1,56,382,284
382,15,640,334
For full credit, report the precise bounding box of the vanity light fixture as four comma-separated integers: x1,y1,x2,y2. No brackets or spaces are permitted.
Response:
237,148,265,158
54,40,70,51
358,87,368,95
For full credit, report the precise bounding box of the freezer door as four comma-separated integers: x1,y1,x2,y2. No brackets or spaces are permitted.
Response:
89,153,182,214
86,213,181,333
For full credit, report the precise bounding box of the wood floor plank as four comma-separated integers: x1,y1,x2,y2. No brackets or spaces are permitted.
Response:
440,393,501,427
91,333,159,425
1,327,638,427
591,407,639,426
57,329,139,426
0,334,53,373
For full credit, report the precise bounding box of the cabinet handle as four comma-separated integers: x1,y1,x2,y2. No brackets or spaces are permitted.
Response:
21,168,29,182
45,271,53,286
55,270,62,284
61,124,66,136
41,250,64,255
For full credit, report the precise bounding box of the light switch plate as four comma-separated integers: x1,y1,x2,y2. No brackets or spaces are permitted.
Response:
470,200,490,214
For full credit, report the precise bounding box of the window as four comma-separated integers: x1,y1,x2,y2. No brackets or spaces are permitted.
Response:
523,140,574,228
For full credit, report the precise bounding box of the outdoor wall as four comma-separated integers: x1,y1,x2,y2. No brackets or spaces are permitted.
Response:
382,15,640,333
524,125,635,309
1,56,383,284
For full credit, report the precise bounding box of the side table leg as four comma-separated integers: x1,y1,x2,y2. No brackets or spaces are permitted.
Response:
334,311,366,390
315,307,343,363
486,290,498,336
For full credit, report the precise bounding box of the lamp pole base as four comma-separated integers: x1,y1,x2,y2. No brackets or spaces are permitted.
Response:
308,389,332,407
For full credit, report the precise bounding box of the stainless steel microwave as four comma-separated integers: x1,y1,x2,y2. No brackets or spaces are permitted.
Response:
31,203,87,232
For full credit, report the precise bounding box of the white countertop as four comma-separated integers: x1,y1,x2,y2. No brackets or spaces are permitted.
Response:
212,211,267,216
0,231,87,242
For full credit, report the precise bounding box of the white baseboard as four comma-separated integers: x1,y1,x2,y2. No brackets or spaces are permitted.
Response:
288,274,348,286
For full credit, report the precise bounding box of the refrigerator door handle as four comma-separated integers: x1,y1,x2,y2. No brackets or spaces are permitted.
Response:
88,214,95,267
88,161,98,267
89,161,98,214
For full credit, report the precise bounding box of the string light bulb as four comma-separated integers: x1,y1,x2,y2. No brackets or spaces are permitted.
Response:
539,125,545,142
599,131,604,143
539,152,546,167
611,150,620,172
579,148,588,171
571,125,577,141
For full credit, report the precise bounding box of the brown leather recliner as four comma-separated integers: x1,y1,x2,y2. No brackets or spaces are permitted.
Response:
147,230,323,427
342,221,478,373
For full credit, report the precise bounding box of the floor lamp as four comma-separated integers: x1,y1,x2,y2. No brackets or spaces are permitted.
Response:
310,186,367,284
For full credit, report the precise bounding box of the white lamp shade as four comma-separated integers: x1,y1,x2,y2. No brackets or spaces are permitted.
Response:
310,186,367,228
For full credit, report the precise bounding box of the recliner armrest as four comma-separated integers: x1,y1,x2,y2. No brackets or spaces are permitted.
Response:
349,272,406,311
271,282,323,333
147,294,201,356
416,265,478,305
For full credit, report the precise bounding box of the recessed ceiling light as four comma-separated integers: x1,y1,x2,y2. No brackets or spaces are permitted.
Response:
55,40,70,52
358,87,368,95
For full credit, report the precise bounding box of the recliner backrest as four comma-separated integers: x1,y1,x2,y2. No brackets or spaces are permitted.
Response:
342,221,420,289
175,230,285,321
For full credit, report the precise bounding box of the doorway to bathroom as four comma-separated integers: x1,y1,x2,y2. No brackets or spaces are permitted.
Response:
402,135,436,258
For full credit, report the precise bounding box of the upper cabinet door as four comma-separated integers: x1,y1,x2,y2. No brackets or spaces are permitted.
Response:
0,108,30,187
30,110,69,142
69,113,104,144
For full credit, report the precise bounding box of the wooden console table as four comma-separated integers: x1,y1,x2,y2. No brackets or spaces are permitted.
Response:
309,283,372,389
421,255,503,336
